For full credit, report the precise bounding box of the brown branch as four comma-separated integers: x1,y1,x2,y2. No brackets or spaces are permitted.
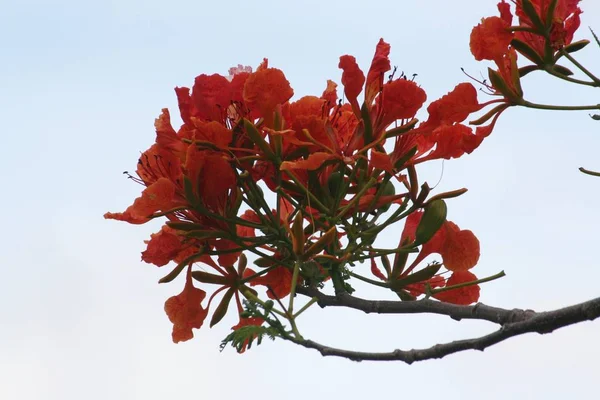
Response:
296,287,536,325
291,287,600,363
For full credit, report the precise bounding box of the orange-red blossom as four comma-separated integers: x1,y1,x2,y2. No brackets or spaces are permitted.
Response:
106,38,500,345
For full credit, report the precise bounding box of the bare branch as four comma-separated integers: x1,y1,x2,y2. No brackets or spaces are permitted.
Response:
291,288,600,363
296,287,536,325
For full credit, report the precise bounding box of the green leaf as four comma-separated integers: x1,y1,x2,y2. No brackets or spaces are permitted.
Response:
219,325,278,353
552,65,575,76
393,146,418,170
389,263,442,291
520,0,546,32
158,253,203,284
590,27,600,48
184,230,225,239
191,271,230,285
511,38,545,65
385,118,418,139
415,199,447,245
518,65,540,77
210,288,235,328
562,39,590,54
360,102,373,144
183,175,197,206
243,118,277,162
166,221,208,231
488,68,516,101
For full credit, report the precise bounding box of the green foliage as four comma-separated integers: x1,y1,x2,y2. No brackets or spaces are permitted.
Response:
220,325,280,353
220,300,289,353
590,27,600,48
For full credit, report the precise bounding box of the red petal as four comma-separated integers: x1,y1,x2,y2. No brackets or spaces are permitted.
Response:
250,266,295,299
175,86,195,125
425,83,482,126
370,150,394,173
142,225,184,267
338,55,365,115
440,222,480,271
191,74,231,121
105,178,177,224
243,68,294,123
434,271,480,305
380,79,427,125
321,79,338,107
164,268,208,343
191,120,232,149
280,152,337,171
371,258,387,281
470,16,513,61
365,38,391,106
155,109,186,156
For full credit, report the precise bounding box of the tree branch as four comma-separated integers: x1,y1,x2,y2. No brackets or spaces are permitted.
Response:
296,287,536,325
292,287,600,363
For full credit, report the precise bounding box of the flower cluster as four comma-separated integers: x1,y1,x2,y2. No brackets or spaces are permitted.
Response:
469,0,585,115
106,39,495,346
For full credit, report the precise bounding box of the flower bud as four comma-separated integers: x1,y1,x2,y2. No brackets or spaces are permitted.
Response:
415,199,447,245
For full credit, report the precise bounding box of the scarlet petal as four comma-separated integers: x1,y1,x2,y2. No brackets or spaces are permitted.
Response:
426,83,482,126
192,120,232,149
338,55,365,114
105,178,177,224
250,266,295,299
371,258,387,281
215,239,240,267
441,222,480,271
470,16,513,61
365,38,391,106
155,109,186,156
321,79,338,107
381,78,426,124
243,68,294,121
370,150,394,173
237,210,261,239
175,86,194,125
191,74,231,121
280,152,337,171
142,225,184,267
434,271,480,305
164,268,208,343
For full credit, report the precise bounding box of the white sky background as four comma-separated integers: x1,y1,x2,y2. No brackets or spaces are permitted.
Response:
1,0,600,398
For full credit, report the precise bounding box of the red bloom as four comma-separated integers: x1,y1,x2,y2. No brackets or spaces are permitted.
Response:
104,177,179,224
434,271,481,305
338,55,365,115
142,225,188,267
164,267,208,343
401,211,480,273
250,266,294,300
243,66,294,125
470,16,514,62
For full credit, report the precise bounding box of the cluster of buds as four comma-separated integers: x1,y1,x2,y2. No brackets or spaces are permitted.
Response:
106,39,498,347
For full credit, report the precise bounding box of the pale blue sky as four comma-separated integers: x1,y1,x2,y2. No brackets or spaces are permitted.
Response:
2,1,600,399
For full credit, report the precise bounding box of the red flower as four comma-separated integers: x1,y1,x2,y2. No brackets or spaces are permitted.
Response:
250,265,298,300
164,267,208,343
401,211,480,273
470,2,514,63
243,65,294,126
433,271,481,305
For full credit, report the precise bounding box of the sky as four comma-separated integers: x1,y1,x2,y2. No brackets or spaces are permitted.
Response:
1,0,600,399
